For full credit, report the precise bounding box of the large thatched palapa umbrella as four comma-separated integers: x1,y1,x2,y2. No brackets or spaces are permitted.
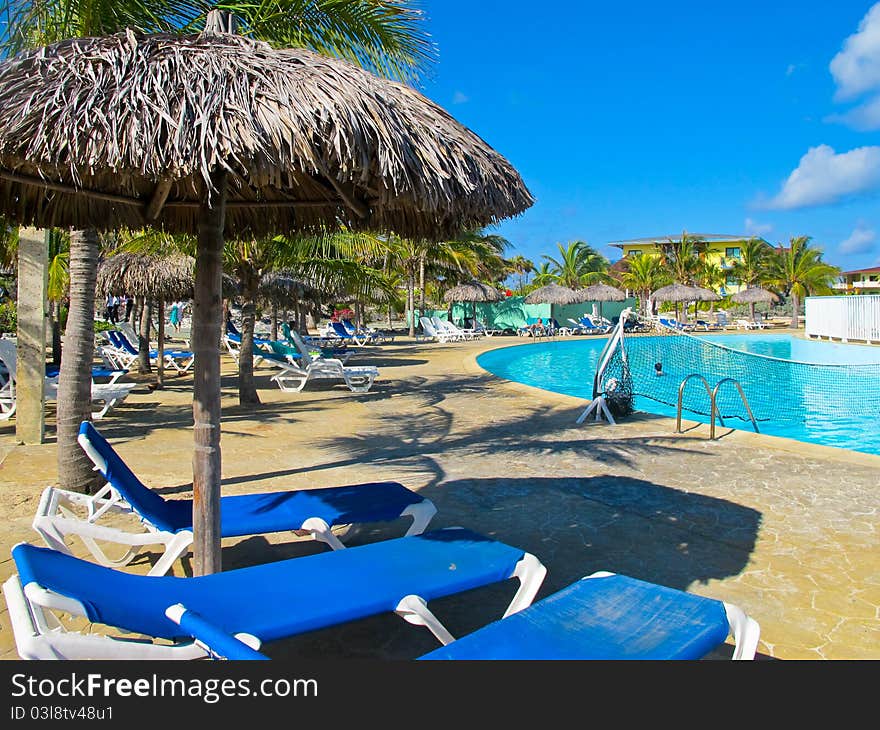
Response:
443,280,503,328
0,13,533,573
97,252,194,387
731,286,778,323
575,282,626,321
524,283,581,305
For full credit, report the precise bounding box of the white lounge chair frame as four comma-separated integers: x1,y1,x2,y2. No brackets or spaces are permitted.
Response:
271,355,378,393
32,432,435,576
2,542,546,660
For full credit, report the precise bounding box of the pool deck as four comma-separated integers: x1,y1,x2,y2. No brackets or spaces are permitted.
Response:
0,331,878,660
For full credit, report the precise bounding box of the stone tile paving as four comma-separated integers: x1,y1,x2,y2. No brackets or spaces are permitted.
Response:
0,336,877,660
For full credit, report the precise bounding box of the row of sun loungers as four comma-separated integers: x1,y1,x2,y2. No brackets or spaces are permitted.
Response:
4,420,761,661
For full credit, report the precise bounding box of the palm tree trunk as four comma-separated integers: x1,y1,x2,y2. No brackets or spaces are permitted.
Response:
138,299,152,373
749,302,756,323
790,293,799,329
156,300,165,389
192,171,227,576
407,267,416,337
270,304,278,342
49,301,62,365
418,252,426,320
238,267,261,406
56,229,103,494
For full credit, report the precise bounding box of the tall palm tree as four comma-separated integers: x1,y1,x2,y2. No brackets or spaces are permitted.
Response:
765,236,840,329
530,262,556,288
730,238,772,322
508,254,535,294
542,241,609,289
2,1,434,494
619,254,669,317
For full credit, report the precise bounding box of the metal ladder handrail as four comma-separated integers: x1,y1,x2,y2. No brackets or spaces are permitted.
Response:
711,377,760,438
676,373,759,439
676,374,717,435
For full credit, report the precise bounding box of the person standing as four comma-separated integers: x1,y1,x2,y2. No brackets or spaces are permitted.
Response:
105,294,118,324
169,301,183,332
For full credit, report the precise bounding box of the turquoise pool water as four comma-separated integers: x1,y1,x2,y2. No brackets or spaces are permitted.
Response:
477,334,880,456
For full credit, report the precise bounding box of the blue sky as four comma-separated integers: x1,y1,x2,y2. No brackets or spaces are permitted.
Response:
417,0,880,273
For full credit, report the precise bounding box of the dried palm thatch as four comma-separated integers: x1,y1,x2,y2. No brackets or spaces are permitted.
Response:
650,283,701,303
691,285,721,302
0,29,533,240
257,272,315,307
575,283,626,302
443,280,504,303
524,283,581,305
97,252,195,302
731,287,778,304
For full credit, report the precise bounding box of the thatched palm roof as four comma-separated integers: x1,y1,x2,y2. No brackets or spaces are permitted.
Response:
691,286,721,302
576,283,626,302
524,283,581,305
731,286,778,304
96,252,195,301
443,281,504,303
258,272,315,306
0,28,533,239
651,283,701,302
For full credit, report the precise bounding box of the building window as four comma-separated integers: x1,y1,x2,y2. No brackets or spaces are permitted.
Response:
626,250,642,258
725,247,741,259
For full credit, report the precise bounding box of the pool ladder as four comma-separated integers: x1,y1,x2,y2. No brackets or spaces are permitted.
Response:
675,374,760,439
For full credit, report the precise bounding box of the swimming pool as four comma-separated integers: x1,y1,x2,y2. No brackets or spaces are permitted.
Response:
477,333,880,456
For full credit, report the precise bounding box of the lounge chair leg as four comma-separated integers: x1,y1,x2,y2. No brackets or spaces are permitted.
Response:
401,501,439,537
504,553,547,617
299,517,347,551
147,532,195,576
395,594,456,645
723,602,761,660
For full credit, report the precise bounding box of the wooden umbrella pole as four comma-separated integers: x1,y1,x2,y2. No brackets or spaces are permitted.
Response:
192,170,227,576
156,300,165,389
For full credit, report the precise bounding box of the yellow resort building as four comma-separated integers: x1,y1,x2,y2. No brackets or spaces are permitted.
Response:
609,233,773,296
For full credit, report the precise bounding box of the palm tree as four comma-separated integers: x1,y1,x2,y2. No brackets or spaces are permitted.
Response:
695,260,724,317
765,236,840,329
619,254,669,317
730,238,772,322
531,262,556,288
46,229,70,365
657,231,704,322
2,1,433,494
542,241,609,289
508,255,535,293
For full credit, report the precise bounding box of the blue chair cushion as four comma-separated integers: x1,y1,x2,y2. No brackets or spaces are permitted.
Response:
419,573,731,660
79,422,428,536
13,529,525,642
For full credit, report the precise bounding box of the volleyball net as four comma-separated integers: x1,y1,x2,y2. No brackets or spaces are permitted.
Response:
594,311,880,424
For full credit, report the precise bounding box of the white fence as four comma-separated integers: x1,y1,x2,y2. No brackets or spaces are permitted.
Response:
805,295,880,344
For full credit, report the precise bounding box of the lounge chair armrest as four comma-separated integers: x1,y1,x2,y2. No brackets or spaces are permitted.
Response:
395,594,456,645
165,604,267,660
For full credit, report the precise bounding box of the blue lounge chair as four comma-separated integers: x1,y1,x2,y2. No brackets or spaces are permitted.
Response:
282,322,351,362
4,528,546,659
223,332,295,367
167,570,760,661
31,422,437,576
106,329,195,373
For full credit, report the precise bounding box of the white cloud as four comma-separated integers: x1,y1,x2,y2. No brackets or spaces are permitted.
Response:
766,144,880,209
744,217,773,236
826,94,880,130
839,222,877,254
830,3,880,101
452,91,469,104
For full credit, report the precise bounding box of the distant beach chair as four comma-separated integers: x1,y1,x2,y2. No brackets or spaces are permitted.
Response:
5,527,545,659
736,319,766,331
419,316,460,343
31,421,437,578
0,340,134,421
166,570,760,661
270,348,378,393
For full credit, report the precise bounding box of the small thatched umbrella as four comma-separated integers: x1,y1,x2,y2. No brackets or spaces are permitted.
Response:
731,286,779,323
0,13,533,574
258,272,315,339
524,283,581,305
575,282,626,321
443,280,503,328
650,283,701,322
97,252,194,388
